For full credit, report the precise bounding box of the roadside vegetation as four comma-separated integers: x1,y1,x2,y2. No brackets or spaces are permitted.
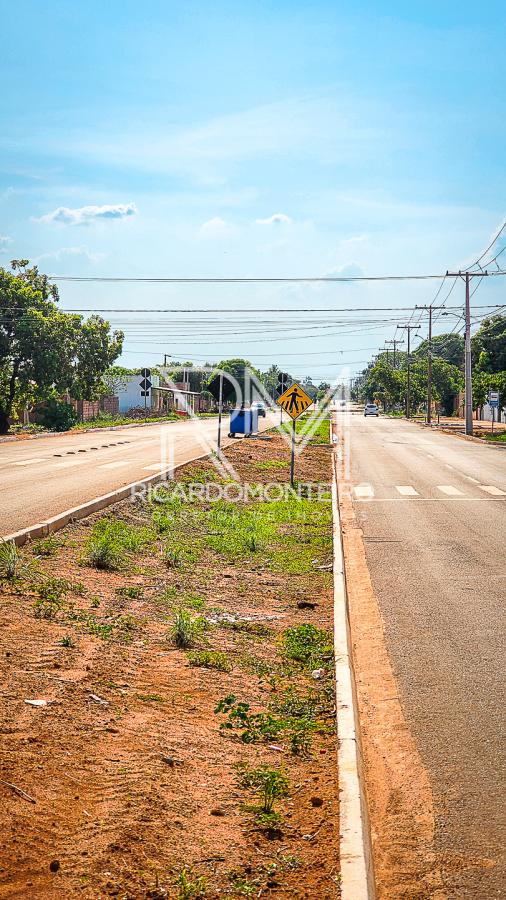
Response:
0,427,338,898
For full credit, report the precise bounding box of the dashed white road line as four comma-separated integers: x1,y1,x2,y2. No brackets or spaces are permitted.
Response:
353,483,374,499
464,475,480,484
13,458,46,466
445,464,455,470
396,485,419,496
54,458,93,469
437,485,464,496
98,460,136,470
480,485,506,496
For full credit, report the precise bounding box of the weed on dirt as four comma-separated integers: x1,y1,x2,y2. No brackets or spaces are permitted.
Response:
0,427,337,899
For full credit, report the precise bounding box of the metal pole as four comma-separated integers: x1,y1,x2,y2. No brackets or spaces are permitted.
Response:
492,406,495,436
217,371,223,454
427,305,433,425
464,272,473,436
290,418,296,485
406,327,411,418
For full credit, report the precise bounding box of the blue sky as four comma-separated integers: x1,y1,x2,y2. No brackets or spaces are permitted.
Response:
1,0,505,380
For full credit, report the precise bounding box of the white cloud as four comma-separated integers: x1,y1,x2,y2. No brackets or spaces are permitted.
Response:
0,235,13,253
34,246,106,264
255,213,292,226
198,217,234,239
324,262,365,278
37,202,137,226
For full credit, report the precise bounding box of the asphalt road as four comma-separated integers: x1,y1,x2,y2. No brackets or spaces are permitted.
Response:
0,414,276,536
338,410,506,898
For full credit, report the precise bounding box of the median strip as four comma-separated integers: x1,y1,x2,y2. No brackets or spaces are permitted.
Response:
0,420,342,898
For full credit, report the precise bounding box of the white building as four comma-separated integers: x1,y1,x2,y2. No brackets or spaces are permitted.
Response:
116,374,159,414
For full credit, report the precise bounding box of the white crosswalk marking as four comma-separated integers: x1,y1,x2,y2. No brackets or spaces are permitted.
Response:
354,483,374,499
98,460,135,470
395,485,419,496
14,458,46,466
480,485,506,496
54,458,92,468
437,485,463,496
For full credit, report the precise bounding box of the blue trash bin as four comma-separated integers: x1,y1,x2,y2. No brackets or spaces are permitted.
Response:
228,407,259,437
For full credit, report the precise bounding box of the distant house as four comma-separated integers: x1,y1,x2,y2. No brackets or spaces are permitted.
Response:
116,373,160,414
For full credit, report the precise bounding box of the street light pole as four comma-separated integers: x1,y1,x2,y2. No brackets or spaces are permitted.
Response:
385,338,404,369
399,325,413,417
427,305,433,424
464,271,473,436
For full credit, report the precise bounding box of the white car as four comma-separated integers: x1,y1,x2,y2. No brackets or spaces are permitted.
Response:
251,401,266,417
364,403,379,417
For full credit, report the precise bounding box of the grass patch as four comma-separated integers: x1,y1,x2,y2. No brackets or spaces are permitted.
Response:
170,609,207,648
115,585,144,600
187,650,232,672
215,695,286,744
136,693,166,703
254,459,286,470
176,868,206,899
83,518,154,571
484,431,506,442
280,624,333,670
31,536,61,557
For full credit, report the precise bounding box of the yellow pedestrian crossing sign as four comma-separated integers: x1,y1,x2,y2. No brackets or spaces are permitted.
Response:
277,382,313,419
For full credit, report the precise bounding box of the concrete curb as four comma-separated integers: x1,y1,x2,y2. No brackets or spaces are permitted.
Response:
2,453,211,546
331,442,376,899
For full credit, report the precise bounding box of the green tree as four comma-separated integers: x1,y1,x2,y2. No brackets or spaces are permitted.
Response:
211,358,262,404
412,357,463,415
415,333,464,367
0,260,123,433
472,315,506,372
100,365,133,396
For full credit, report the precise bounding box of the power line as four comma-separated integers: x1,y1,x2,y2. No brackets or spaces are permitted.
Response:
46,271,506,284
468,219,506,270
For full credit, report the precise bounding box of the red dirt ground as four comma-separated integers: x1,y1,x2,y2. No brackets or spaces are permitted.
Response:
0,430,339,899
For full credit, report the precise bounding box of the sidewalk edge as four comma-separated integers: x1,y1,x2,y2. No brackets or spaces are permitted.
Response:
331,446,376,900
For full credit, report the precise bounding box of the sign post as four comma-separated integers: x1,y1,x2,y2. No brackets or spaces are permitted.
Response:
217,370,224,455
140,368,152,419
489,391,499,436
276,381,313,485
277,372,289,424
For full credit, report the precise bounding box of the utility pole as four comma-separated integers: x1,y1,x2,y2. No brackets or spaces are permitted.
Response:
385,338,404,369
415,304,446,425
427,306,433,424
398,325,419,418
464,271,473,435
445,270,492,436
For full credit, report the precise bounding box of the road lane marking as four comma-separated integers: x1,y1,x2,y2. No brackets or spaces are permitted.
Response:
54,457,93,468
480,485,506,496
353,497,505,502
445,464,455,470
464,475,480,483
98,460,135,470
14,458,46,466
395,485,419,496
142,463,171,471
437,485,464,496
353,483,374,499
